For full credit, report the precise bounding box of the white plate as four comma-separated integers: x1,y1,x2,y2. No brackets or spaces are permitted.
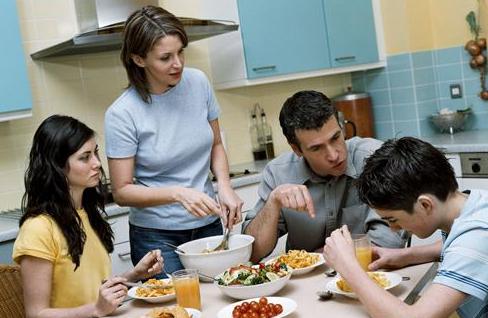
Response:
268,252,325,276
326,272,402,299
127,279,176,303
217,297,297,318
185,308,202,318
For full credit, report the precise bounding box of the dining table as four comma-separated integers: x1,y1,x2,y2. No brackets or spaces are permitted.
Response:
107,262,438,318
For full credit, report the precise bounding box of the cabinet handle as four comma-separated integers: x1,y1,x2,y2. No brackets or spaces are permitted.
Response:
252,65,276,72
334,56,356,62
118,251,131,259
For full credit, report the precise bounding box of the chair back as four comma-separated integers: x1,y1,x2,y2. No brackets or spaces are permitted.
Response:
0,264,25,318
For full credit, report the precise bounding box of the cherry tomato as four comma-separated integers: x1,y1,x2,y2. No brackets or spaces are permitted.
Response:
273,304,283,315
251,302,260,313
249,312,259,318
232,308,242,318
241,301,250,311
259,297,268,306
241,313,250,318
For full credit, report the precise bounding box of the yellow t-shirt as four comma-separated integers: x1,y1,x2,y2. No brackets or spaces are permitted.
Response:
12,209,111,308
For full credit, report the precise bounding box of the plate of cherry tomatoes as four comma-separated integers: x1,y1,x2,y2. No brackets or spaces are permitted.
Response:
217,296,297,318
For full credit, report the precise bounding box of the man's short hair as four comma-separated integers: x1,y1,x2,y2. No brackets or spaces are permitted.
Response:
356,137,458,213
279,90,336,147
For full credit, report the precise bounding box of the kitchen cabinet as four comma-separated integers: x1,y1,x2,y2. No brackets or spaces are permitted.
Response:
0,240,14,264
203,0,385,89
109,213,133,275
0,0,32,121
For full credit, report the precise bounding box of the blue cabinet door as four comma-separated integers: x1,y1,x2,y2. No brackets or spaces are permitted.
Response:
323,0,379,67
0,0,32,114
237,0,331,79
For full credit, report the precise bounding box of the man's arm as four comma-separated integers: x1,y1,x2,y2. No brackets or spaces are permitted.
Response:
245,183,315,262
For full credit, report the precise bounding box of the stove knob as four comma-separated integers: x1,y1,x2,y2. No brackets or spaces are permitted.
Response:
472,163,481,173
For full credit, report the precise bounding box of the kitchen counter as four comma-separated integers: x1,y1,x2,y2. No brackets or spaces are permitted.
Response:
421,129,488,153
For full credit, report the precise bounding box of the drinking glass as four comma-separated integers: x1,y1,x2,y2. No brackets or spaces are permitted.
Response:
352,234,372,271
172,269,201,310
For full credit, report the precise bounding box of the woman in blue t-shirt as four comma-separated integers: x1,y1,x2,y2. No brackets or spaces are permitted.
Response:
104,5,243,275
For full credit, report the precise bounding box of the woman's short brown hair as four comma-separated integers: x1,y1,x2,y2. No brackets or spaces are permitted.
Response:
121,5,188,103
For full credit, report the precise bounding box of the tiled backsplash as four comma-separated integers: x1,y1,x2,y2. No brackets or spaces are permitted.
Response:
352,46,488,140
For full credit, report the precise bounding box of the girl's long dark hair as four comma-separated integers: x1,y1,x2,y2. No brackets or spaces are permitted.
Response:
21,115,113,269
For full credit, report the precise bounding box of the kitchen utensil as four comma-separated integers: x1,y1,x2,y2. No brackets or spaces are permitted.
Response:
209,227,230,252
162,242,186,254
430,108,472,134
324,268,337,277
196,271,218,282
332,89,374,139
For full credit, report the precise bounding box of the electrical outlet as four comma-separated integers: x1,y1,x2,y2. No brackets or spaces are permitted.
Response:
450,84,462,99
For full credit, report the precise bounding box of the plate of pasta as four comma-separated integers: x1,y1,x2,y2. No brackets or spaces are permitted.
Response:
326,272,402,299
128,278,176,303
271,250,325,276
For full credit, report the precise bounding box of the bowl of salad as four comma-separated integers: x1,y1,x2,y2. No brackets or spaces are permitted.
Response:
214,261,292,299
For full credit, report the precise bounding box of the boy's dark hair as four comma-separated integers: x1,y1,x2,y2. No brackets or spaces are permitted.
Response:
279,90,336,148
356,137,458,213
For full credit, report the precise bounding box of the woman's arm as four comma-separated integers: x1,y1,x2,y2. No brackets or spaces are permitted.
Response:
121,250,163,282
20,256,126,318
108,157,220,217
209,119,243,228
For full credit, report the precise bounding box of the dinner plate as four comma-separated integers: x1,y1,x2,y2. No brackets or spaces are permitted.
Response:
326,272,402,299
268,252,325,276
185,308,202,318
127,278,176,303
217,297,297,318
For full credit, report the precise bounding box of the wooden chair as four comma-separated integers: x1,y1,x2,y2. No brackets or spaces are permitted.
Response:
0,264,25,318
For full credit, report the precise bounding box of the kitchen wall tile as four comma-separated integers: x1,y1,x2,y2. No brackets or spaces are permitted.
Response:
374,121,394,140
390,87,415,104
435,47,462,65
366,72,389,90
467,96,487,113
462,63,480,80
419,118,438,136
386,54,411,72
369,89,391,106
470,112,488,129
417,100,438,118
413,68,435,85
372,105,392,122
415,84,437,102
388,70,413,88
437,97,466,110
412,51,434,68
394,120,420,137
351,74,366,92
435,64,462,82
392,104,417,121
464,78,480,96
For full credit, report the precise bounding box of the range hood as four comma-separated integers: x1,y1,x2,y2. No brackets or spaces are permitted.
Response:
30,18,238,60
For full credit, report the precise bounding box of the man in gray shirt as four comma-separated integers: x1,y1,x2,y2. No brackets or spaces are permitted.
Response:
244,90,407,262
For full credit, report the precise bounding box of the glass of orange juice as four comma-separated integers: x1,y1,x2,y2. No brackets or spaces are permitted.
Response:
171,269,201,310
352,234,372,271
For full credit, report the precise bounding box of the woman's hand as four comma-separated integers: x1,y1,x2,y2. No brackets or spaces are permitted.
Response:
132,249,164,281
217,186,244,228
323,225,361,275
94,276,128,317
175,187,221,217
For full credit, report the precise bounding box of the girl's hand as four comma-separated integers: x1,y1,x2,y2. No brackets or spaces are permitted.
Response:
176,188,221,217
133,249,164,281
94,276,128,317
217,186,244,228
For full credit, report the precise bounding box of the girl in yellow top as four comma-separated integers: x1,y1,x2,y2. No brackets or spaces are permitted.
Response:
13,115,163,318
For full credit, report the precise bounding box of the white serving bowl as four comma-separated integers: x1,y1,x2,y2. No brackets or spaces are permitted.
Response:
214,272,292,300
176,234,254,281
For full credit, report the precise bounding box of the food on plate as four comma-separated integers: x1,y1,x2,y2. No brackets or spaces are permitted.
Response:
217,261,291,286
276,249,319,269
232,297,283,318
140,305,190,318
135,278,175,297
336,272,390,292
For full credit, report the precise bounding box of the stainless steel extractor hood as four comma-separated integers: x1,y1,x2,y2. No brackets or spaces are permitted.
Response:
30,18,238,60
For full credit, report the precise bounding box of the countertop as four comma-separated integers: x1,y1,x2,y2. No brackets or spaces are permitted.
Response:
421,129,488,153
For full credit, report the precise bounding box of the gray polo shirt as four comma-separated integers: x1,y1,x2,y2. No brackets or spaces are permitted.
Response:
244,137,406,252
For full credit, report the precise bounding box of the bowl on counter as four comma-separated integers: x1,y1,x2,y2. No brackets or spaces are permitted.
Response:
430,108,472,134
175,234,254,281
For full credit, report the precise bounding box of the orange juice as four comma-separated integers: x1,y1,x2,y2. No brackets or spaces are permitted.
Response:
355,246,372,271
173,275,201,310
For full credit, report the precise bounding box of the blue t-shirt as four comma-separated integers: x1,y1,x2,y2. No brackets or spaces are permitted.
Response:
104,68,220,230
434,189,488,318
